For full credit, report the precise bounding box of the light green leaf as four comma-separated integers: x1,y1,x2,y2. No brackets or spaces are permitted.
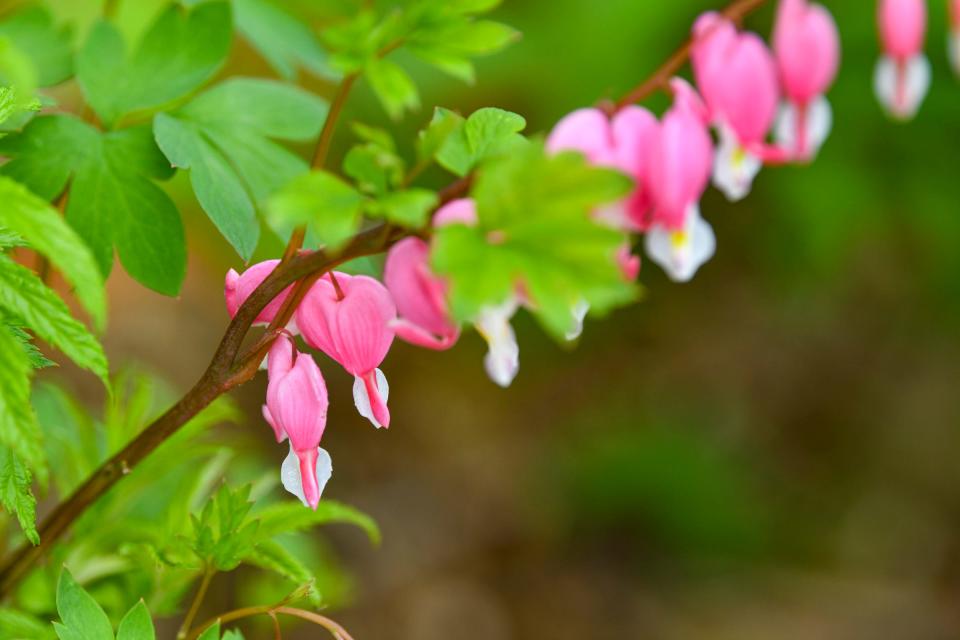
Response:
154,78,328,259
244,540,320,604
417,107,464,162
234,0,337,80
0,607,52,639
54,568,114,640
116,601,154,640
371,189,437,228
343,143,404,196
0,324,45,480
7,322,55,370
436,107,526,176
0,448,38,545
365,57,419,120
77,2,232,127
254,499,381,545
267,171,366,249
0,6,73,87
0,255,108,386
0,177,107,329
0,115,185,295
196,622,220,640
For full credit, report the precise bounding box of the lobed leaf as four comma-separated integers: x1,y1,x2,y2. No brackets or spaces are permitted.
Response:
267,171,365,250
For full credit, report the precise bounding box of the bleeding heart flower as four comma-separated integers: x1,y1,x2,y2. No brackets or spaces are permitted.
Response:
644,79,716,282
692,12,782,201
546,106,658,230
950,0,960,75
772,0,840,161
384,237,460,350
875,0,929,120
224,260,296,328
262,335,331,509
297,272,396,429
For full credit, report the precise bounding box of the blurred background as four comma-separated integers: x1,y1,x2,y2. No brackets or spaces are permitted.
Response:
24,0,960,638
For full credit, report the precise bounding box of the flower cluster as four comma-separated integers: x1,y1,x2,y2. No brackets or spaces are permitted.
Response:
874,0,930,120
548,0,840,283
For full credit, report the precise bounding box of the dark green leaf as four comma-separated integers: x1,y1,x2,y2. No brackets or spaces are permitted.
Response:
54,568,114,640
267,171,365,249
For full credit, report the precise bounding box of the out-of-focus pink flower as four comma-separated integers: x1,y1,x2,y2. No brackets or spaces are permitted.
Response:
384,237,460,350
617,244,641,282
224,260,296,327
949,0,960,75
772,0,840,161
546,107,658,230
875,0,929,120
644,79,716,282
263,335,331,510
297,273,396,429
692,12,781,201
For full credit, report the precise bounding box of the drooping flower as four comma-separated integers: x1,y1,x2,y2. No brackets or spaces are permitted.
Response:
692,12,783,201
224,260,296,328
875,0,929,120
296,272,396,429
950,0,960,75
383,237,460,350
433,198,521,387
262,335,331,510
546,106,658,230
644,79,716,282
772,0,840,161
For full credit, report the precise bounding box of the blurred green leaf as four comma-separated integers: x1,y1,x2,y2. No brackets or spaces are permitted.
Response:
54,568,114,640
0,448,39,546
267,170,365,249
365,57,419,120
435,107,525,176
115,600,154,640
0,6,72,87
234,0,337,80
191,484,260,572
370,188,437,228
0,323,45,483
0,607,53,639
253,499,381,545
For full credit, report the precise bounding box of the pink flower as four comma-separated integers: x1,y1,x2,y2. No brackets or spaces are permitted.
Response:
296,272,396,429
263,335,331,510
384,237,460,350
772,0,840,161
224,260,295,328
692,12,781,201
950,0,960,75
644,79,716,283
875,0,929,120
546,107,658,230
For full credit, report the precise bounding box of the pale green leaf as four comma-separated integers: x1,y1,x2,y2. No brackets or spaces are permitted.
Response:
365,57,419,120
267,171,365,249
436,107,526,176
254,499,381,545
116,600,154,640
0,6,73,87
234,0,337,80
55,568,114,640
371,189,437,228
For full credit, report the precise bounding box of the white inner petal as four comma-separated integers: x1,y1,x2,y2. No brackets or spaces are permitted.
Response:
644,204,716,283
475,300,520,388
352,368,389,428
565,298,591,341
950,32,960,76
874,54,930,121
281,445,333,507
712,124,762,202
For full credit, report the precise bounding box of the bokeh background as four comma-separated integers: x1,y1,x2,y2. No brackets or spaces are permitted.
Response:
25,0,960,638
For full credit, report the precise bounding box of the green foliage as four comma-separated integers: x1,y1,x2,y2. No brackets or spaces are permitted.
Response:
0,177,107,329
0,115,185,295
234,0,337,80
432,142,636,337
190,484,260,572
53,568,156,640
0,606,53,640
77,2,232,128
115,601,155,640
0,448,39,545
268,170,366,249
434,107,526,177
154,77,329,259
253,500,381,545
0,321,45,497
0,7,72,87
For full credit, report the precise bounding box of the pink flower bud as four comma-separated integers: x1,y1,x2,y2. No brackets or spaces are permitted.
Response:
547,107,658,230
433,197,478,227
875,0,930,120
384,237,460,351
951,0,960,75
297,272,396,429
224,260,295,327
263,335,331,509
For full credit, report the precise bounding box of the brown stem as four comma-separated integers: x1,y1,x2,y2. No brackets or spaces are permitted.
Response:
178,567,215,639
311,74,358,170
188,606,354,640
605,0,770,113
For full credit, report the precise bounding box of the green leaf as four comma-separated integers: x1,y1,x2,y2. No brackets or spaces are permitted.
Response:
0,255,108,386
417,107,464,162
343,143,404,196
0,177,107,329
196,622,220,640
116,601,154,640
6,322,55,370
154,78,328,259
365,57,419,120
0,6,73,87
0,324,45,481
0,607,53,639
54,568,114,640
0,115,185,295
244,540,320,604
0,448,38,545
431,142,635,337
254,499,381,545
435,107,526,177
370,189,438,228
77,2,232,127
191,484,260,572
234,0,337,80
267,171,366,249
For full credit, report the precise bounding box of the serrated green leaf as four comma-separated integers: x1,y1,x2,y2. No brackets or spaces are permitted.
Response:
0,6,73,87
0,324,45,479
0,448,38,545
6,322,55,370
431,142,635,337
244,540,320,604
116,600,154,640
0,115,185,295
254,499,381,545
0,177,107,329
154,78,328,259
55,568,114,640
0,255,108,386
436,107,526,176
365,57,419,120
234,0,337,80
267,171,365,249
371,189,437,228
77,2,232,127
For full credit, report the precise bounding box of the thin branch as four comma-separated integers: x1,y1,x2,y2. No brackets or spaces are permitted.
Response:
178,566,215,639
188,606,354,640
